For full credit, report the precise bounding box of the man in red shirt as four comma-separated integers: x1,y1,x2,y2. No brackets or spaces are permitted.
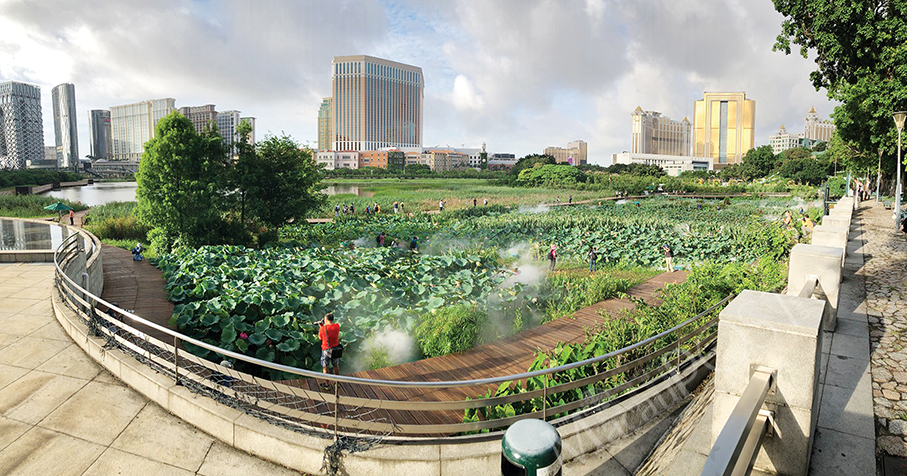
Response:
318,313,341,375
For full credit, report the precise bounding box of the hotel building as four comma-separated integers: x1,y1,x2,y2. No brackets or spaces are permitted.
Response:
804,106,836,145
631,107,690,156
88,110,112,160
110,98,176,161
693,92,755,168
544,140,587,165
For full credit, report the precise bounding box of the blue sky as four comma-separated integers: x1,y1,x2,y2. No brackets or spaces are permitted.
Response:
0,0,836,165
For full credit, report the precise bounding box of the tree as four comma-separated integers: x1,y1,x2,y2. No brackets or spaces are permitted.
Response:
778,157,827,185
136,112,228,252
741,145,778,177
510,154,556,177
773,0,907,173
404,163,431,175
245,134,326,231
515,164,586,187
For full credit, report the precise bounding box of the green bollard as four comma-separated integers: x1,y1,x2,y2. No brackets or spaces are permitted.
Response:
501,419,562,476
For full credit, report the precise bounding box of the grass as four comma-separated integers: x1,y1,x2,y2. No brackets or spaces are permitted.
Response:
320,178,614,217
0,195,88,218
83,201,151,241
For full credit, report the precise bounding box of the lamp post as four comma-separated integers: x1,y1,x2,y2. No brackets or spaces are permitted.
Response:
895,111,907,231
877,148,882,203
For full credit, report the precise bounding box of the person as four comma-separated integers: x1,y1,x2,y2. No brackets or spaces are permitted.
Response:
663,244,674,273
376,203,381,214
473,197,477,207
901,213,907,240
318,313,341,378
588,246,598,272
342,204,348,215
334,204,340,217
547,244,557,271
439,199,444,212
394,201,399,214
569,195,573,204
349,204,354,215
365,205,371,215
69,209,74,225
390,238,399,248
410,236,418,251
801,216,815,233
400,203,405,214
131,243,144,261
376,232,385,247
483,198,488,206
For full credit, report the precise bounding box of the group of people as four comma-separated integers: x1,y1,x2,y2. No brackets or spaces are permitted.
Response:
782,209,816,236
334,201,410,217
375,232,419,251
546,242,675,273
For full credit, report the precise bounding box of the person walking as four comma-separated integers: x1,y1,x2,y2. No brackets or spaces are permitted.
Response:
663,244,674,273
69,209,74,225
473,197,477,207
588,245,598,272
318,313,342,380
439,199,444,212
334,204,340,217
569,195,573,204
547,244,557,271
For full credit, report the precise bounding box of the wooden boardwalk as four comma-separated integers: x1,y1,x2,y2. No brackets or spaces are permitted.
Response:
99,244,174,344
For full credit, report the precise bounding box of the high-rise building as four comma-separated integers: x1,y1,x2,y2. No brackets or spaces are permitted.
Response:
216,111,255,155
631,107,691,156
110,98,176,161
240,116,256,144
178,105,217,134
768,124,802,155
88,109,112,160
0,81,43,170
804,106,835,145
544,140,587,165
52,83,79,169
318,97,332,151
693,92,755,168
331,55,423,151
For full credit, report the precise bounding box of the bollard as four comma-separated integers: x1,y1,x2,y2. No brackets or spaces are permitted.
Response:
502,419,561,476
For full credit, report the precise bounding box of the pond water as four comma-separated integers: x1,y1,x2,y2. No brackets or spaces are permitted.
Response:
43,182,138,206
0,219,71,250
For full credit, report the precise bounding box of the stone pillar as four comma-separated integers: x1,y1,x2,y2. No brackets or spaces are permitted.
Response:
787,243,843,331
822,215,850,232
810,224,848,267
713,290,826,475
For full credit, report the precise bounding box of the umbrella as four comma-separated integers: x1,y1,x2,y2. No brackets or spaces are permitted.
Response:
43,201,74,212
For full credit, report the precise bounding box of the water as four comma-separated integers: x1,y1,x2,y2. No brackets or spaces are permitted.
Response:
0,219,71,250
321,184,372,196
43,182,138,206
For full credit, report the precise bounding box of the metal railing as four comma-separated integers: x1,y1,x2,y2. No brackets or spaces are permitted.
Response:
701,369,775,476
53,235,730,441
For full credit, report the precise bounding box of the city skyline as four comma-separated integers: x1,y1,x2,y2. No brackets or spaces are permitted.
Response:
0,1,837,165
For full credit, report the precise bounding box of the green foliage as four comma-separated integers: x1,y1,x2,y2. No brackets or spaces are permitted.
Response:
0,169,84,189
509,154,556,178
604,163,667,177
83,201,151,241
516,164,586,187
542,271,638,323
742,145,780,176
825,176,848,198
777,157,827,185
415,304,487,358
0,195,87,218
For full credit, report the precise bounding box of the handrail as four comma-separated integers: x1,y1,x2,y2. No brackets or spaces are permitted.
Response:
701,369,774,476
797,274,820,299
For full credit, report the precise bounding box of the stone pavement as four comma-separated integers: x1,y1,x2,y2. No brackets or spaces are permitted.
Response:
0,263,303,476
862,202,907,472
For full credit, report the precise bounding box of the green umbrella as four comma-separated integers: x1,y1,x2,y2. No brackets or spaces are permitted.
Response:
43,201,74,212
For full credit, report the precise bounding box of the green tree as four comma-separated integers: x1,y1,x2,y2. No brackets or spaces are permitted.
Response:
228,119,259,229
778,157,827,185
516,164,586,187
136,112,228,252
773,0,907,173
741,145,778,177
246,135,326,232
510,154,556,177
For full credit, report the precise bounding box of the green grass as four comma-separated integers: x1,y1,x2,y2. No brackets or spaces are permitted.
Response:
0,195,88,218
83,201,151,241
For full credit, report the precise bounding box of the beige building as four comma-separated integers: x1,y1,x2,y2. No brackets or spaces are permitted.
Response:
110,98,176,161
544,140,587,165
315,150,359,170
318,97,332,151
611,152,711,176
768,124,802,155
178,105,217,134
331,55,423,151
631,107,690,156
804,106,835,144
693,92,755,168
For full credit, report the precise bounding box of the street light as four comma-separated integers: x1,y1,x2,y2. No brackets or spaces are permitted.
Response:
895,111,907,231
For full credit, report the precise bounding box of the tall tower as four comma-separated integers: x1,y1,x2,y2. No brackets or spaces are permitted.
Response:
631,107,691,156
317,97,332,151
52,83,79,170
331,55,423,151
693,92,755,168
88,109,112,160
109,98,175,161
0,81,43,170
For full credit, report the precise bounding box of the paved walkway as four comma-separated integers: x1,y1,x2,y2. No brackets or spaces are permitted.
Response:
0,263,300,476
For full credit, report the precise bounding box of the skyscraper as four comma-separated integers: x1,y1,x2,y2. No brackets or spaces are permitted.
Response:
631,107,691,156
331,55,423,151
0,81,43,170
317,97,332,151
693,92,755,168
52,83,79,169
110,98,175,161
178,105,218,134
88,109,112,160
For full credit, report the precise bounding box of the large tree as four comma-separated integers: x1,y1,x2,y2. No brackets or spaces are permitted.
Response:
136,112,228,251
741,145,779,177
773,0,907,174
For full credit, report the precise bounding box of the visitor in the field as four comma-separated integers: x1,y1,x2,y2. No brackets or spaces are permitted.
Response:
410,236,418,251
588,245,598,272
334,204,340,217
547,244,557,271
663,244,674,273
318,313,341,379
394,201,399,213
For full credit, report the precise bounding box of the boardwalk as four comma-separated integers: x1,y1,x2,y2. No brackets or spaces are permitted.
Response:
99,244,174,344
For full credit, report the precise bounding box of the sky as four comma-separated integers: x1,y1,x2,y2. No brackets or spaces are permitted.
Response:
0,0,837,166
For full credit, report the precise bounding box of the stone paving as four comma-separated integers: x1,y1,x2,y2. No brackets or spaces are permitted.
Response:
862,202,907,461
0,263,303,476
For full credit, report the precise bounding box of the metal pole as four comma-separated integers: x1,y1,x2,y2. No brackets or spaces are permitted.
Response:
895,112,906,231
174,337,180,385
876,149,881,203
542,374,548,420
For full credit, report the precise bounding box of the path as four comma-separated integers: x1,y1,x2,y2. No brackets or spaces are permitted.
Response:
0,263,298,476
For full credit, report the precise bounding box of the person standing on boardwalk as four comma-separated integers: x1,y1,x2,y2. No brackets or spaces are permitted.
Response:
547,244,557,271
318,313,341,376
588,245,598,272
569,195,573,204
69,209,74,225
663,244,674,273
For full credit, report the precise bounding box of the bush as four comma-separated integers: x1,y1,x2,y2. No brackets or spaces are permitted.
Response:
415,304,486,357
84,201,151,241
0,170,84,189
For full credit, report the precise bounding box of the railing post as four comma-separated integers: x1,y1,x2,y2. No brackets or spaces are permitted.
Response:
334,382,340,442
787,243,843,331
713,290,825,475
173,336,180,385
542,374,548,420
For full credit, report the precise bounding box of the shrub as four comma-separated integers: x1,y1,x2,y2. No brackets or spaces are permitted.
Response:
84,201,151,241
415,304,486,358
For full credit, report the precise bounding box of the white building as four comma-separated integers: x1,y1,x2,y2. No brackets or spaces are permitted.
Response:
316,151,359,170
110,98,175,161
610,152,712,176
631,107,691,156
52,83,79,170
0,81,43,170
804,106,835,144
768,124,803,155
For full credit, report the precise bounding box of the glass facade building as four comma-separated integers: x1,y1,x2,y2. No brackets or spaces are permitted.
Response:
693,92,755,168
317,97,332,151
0,81,43,170
88,109,112,160
110,98,175,161
331,55,423,151
52,83,79,170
